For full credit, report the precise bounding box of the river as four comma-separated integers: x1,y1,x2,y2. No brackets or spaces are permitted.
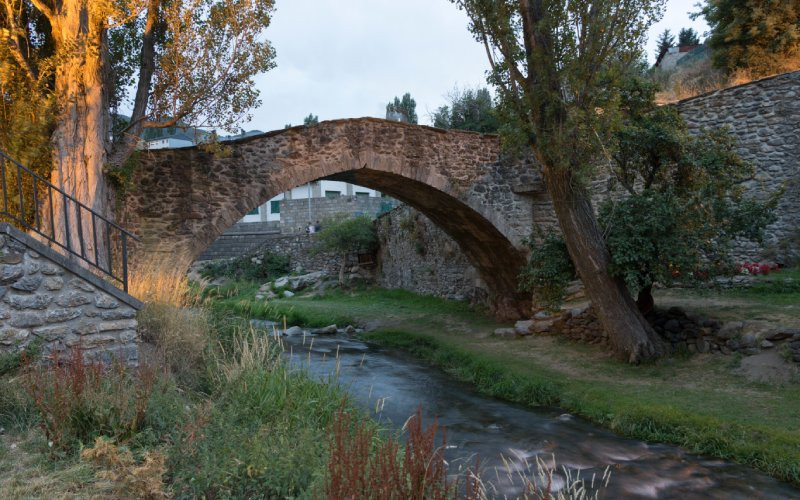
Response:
275,329,798,499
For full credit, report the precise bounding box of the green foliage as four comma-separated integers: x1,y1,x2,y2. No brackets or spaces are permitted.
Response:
385,92,418,124
678,27,700,46
303,113,319,125
314,215,378,256
200,251,289,282
600,76,779,297
518,231,575,311
169,347,342,498
655,28,675,60
693,0,800,77
432,87,500,133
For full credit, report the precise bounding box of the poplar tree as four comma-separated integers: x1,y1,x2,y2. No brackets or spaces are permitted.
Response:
454,0,668,362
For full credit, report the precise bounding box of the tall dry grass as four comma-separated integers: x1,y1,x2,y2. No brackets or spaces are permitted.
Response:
130,259,213,388
655,56,800,104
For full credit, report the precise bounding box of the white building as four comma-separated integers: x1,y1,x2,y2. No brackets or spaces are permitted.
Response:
143,132,195,150
241,180,382,223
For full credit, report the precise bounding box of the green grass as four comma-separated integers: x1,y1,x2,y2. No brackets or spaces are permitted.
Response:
208,283,800,487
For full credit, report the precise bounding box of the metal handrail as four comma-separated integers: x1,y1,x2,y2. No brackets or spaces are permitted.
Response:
0,149,140,292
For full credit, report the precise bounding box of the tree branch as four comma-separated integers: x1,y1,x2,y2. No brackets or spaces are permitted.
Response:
28,0,54,23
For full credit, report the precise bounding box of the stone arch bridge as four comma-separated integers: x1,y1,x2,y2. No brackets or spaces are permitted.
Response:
124,118,547,319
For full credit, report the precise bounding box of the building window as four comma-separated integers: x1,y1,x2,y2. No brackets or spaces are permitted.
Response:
355,191,369,198
325,190,341,198
247,207,259,216
270,200,281,214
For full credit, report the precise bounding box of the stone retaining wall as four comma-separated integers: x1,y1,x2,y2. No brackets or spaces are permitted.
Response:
252,234,344,275
0,224,142,365
677,71,800,264
279,195,399,234
375,205,487,303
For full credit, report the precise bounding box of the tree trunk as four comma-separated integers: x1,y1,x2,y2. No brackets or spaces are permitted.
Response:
542,165,667,363
636,285,655,316
47,2,111,267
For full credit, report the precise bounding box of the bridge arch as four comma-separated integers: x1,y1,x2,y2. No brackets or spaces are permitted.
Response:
125,118,533,318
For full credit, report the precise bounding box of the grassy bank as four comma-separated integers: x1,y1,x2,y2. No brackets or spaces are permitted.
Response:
228,283,800,487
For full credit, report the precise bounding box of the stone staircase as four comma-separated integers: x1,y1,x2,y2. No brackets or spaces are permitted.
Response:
197,221,282,260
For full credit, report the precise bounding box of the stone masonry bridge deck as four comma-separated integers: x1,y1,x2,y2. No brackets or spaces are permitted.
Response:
124,118,540,319
122,71,799,320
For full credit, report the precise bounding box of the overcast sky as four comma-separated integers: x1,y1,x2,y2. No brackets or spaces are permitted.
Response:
247,0,709,132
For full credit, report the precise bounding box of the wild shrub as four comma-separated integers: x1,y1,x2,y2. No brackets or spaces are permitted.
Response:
81,437,167,499
518,231,575,312
324,405,469,500
200,251,289,282
169,330,344,498
23,348,158,454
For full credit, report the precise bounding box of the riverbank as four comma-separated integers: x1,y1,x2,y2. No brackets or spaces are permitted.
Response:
240,284,800,487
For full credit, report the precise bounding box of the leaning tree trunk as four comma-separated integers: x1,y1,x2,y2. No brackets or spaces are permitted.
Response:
636,285,655,315
47,2,111,268
543,165,667,363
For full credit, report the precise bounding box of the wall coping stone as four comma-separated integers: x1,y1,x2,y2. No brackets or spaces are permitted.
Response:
0,223,143,310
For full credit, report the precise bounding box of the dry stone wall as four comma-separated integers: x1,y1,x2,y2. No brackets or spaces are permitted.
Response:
677,71,800,264
0,224,141,365
279,195,399,234
375,205,487,303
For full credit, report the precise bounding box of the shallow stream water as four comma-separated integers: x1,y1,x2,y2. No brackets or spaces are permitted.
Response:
277,330,799,499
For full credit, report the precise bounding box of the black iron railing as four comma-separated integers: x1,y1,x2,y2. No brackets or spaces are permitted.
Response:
0,149,139,292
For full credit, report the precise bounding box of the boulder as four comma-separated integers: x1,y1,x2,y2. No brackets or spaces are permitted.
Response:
716,321,744,340
766,327,800,341
344,325,356,335
283,290,295,298
289,271,327,291
514,320,535,335
285,326,304,336
532,319,555,333
274,276,289,288
313,324,338,335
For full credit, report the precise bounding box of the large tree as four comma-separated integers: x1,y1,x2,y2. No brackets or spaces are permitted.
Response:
454,0,668,362
693,0,800,77
1,0,275,253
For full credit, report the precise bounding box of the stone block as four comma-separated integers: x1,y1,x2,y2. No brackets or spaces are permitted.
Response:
94,295,120,309
5,293,52,310
9,312,44,328
494,327,518,338
97,319,138,332
55,292,92,307
11,275,42,292
45,308,82,323
0,265,24,284
70,278,96,293
43,277,64,291
99,308,137,320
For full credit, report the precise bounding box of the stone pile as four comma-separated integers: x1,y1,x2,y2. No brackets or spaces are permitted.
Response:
497,303,800,364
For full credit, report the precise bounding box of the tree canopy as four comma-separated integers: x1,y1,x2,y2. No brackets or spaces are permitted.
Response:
303,113,319,125
599,76,778,312
432,87,499,133
0,0,276,223
315,215,378,284
385,93,418,124
693,0,800,77
655,29,675,60
678,27,700,46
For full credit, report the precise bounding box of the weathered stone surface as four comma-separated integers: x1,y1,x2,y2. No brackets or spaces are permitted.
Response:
0,226,140,365
5,293,51,310
282,290,295,298
717,321,744,340
43,277,64,291
0,252,23,264
11,275,42,292
55,292,92,308
285,326,304,336
46,309,82,323
9,312,44,328
94,295,120,309
313,325,338,335
0,265,24,284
